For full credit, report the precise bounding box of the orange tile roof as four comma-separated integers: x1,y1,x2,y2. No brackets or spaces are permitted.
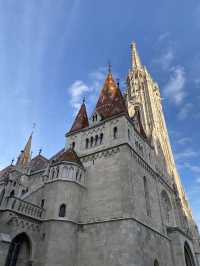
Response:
69,102,89,133
95,72,127,119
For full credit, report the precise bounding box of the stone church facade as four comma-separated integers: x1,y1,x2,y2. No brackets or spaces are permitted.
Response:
0,43,200,266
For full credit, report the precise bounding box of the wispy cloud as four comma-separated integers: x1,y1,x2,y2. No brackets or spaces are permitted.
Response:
163,66,186,105
154,47,174,71
184,163,200,174
67,67,107,114
175,148,198,161
177,103,193,120
177,137,192,145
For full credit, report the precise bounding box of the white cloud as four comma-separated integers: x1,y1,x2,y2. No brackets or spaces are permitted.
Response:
177,103,193,120
184,163,200,173
67,68,107,114
177,137,192,145
175,148,198,161
163,66,186,105
68,80,91,113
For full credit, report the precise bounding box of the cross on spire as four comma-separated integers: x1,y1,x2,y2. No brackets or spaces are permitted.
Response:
108,61,112,74
39,149,42,155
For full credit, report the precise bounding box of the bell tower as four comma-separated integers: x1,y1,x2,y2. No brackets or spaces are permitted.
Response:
126,42,192,217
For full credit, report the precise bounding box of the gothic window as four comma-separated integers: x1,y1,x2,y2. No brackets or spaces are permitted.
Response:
0,189,5,206
10,190,15,197
100,133,104,144
113,127,118,139
86,138,89,149
143,176,151,217
95,135,98,145
154,259,159,266
56,166,59,178
41,199,45,208
59,204,66,217
72,142,75,149
184,242,195,266
161,190,172,224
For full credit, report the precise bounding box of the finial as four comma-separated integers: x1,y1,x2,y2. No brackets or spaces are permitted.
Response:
11,158,14,165
39,149,42,155
83,96,86,104
108,61,112,74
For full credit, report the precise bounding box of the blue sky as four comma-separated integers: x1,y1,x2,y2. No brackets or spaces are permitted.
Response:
0,0,200,227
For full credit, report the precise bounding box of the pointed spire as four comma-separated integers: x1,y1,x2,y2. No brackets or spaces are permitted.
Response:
94,69,127,119
69,101,89,133
131,42,142,69
16,133,32,169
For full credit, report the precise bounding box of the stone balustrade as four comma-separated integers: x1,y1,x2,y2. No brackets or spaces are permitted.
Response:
3,196,44,219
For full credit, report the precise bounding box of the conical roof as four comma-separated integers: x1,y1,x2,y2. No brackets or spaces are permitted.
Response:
94,72,127,119
55,148,82,166
69,102,89,133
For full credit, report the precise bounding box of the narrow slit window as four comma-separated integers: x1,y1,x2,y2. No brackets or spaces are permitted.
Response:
113,127,118,139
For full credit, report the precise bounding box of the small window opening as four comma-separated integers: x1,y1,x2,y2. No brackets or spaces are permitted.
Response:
41,199,45,208
59,204,66,217
72,142,75,149
86,138,89,149
10,190,15,197
113,127,118,139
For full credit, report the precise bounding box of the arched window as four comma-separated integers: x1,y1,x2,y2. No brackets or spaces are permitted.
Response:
161,190,172,224
0,189,5,206
143,176,151,217
41,199,45,208
113,127,118,139
10,190,15,197
59,204,66,217
184,242,196,266
90,136,94,147
85,138,89,149
100,133,103,144
72,142,75,149
56,166,59,178
5,233,31,266
154,259,159,266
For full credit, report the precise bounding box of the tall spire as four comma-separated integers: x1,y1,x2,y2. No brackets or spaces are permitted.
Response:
16,133,32,169
131,42,142,69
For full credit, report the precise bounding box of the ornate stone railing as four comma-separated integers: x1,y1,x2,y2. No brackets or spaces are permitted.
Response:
3,196,44,219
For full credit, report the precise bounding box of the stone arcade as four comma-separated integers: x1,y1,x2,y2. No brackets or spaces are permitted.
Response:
0,43,200,266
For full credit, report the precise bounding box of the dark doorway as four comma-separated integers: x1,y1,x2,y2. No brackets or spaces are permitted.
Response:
5,233,31,266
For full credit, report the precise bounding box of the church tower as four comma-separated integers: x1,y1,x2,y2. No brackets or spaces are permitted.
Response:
126,42,192,218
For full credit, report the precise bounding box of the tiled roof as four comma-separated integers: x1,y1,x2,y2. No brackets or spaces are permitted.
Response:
29,155,48,173
95,72,127,119
0,165,15,180
69,103,89,133
54,148,82,166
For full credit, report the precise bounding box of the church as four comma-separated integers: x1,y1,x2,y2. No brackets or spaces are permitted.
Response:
0,43,200,266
